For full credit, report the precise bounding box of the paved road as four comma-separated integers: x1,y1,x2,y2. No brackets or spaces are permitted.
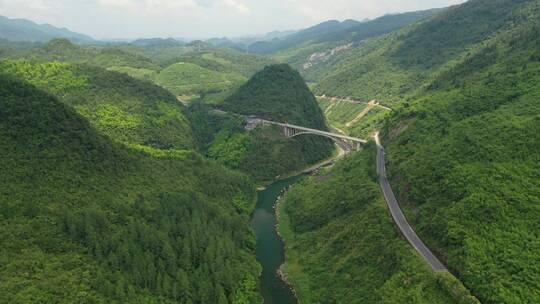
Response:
374,133,447,272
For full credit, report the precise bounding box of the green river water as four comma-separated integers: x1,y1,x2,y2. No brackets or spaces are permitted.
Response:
251,175,303,304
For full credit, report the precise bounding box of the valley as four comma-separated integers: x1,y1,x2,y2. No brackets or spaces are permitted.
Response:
1,0,539,303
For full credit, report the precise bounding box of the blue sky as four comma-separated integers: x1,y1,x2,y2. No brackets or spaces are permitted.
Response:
0,0,467,39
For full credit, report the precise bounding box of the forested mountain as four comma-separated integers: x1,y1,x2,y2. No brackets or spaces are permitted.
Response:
279,144,476,303
191,64,334,181
248,19,360,55
381,2,540,302
0,75,261,303
223,64,327,128
0,60,194,150
281,0,540,302
0,15,94,43
251,10,438,79
313,0,537,104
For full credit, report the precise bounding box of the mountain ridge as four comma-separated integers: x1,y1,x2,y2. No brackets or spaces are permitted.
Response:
0,15,94,43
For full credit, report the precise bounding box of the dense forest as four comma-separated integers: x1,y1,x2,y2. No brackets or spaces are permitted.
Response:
381,5,540,302
0,75,261,303
0,60,195,150
279,144,477,303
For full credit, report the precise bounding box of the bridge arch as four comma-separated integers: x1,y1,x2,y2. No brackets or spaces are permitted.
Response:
290,131,344,142
288,131,362,152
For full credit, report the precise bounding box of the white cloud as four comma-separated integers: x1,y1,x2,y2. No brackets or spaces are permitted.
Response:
218,0,251,15
97,0,135,8
0,0,468,39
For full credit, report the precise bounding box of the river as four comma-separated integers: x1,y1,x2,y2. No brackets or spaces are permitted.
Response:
250,175,303,304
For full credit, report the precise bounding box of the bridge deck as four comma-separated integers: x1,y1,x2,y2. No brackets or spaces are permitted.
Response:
266,121,367,143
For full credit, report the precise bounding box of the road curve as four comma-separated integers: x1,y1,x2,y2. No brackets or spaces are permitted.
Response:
374,133,448,272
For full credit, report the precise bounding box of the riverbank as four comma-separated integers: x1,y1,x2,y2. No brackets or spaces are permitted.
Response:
250,176,301,304
251,141,349,303
274,184,300,300
275,192,311,303
257,142,347,191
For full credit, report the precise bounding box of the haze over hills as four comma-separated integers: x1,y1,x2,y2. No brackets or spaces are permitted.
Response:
0,15,94,43
1,0,540,303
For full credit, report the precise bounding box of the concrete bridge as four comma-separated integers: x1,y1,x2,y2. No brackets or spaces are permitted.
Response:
246,116,367,152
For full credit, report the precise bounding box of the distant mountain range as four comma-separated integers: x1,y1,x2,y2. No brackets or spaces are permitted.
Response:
0,15,94,43
245,11,438,55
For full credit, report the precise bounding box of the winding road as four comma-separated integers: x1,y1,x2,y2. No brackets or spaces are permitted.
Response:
374,133,447,272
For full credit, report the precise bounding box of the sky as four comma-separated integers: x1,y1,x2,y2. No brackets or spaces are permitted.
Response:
0,0,467,40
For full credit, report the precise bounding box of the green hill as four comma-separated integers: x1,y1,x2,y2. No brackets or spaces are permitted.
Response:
0,60,194,150
191,64,334,181
223,64,327,129
154,62,246,101
0,75,261,303
16,39,159,70
9,40,272,104
163,48,275,78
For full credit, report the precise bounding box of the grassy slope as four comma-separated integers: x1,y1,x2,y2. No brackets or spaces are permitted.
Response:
314,0,535,105
109,47,274,104
317,97,390,138
382,8,540,303
0,60,194,150
279,144,476,303
154,62,246,99
0,75,261,303
166,48,275,78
